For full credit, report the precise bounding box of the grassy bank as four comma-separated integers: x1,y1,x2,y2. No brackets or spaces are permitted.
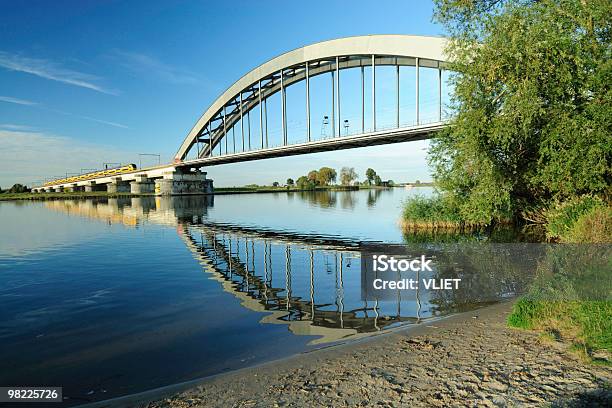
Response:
401,194,611,364
509,299,611,364
507,198,611,364
400,195,511,230
0,185,364,201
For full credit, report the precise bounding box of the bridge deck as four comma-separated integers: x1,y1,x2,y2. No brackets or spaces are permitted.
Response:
180,122,446,168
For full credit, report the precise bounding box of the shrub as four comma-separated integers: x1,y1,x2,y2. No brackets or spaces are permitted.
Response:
401,196,468,229
545,196,610,242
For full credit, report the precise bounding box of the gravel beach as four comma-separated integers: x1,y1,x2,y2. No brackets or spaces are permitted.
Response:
139,301,610,407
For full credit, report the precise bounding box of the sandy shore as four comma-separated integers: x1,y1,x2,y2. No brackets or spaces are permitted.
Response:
133,301,611,407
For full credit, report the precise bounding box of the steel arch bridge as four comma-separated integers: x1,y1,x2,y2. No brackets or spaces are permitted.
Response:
176,34,450,168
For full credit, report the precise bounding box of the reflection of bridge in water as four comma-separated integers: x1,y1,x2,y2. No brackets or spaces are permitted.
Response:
180,223,424,344
44,196,531,344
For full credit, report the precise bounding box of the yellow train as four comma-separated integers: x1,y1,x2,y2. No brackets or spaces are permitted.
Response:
43,164,138,187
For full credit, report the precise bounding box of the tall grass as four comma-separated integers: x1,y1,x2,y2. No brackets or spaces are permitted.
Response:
508,245,612,364
401,195,498,229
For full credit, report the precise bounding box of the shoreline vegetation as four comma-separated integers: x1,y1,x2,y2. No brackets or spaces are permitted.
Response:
0,166,418,201
0,183,429,201
401,0,612,368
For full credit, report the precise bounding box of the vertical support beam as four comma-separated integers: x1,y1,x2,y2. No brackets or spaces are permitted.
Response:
416,57,420,125
223,106,228,155
371,54,376,131
305,62,311,142
438,67,443,122
218,128,221,156
361,65,365,133
259,80,264,148
331,70,335,137
207,124,212,157
247,110,251,150
335,56,340,137
240,92,245,151
264,99,268,147
396,62,400,128
280,69,287,145
232,125,236,154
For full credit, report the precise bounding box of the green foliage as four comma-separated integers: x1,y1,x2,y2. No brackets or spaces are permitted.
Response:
508,244,612,361
286,178,294,186
365,168,377,183
296,176,316,190
316,167,337,186
563,205,612,243
401,195,465,228
431,0,612,225
509,299,611,360
7,183,30,193
545,195,607,240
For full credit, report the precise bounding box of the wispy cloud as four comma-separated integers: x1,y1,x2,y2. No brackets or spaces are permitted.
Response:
0,94,128,129
0,123,38,131
0,129,135,186
72,114,129,129
0,95,38,106
0,51,118,95
48,108,130,129
109,50,198,84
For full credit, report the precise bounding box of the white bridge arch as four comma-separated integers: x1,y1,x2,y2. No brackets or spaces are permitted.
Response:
176,34,449,166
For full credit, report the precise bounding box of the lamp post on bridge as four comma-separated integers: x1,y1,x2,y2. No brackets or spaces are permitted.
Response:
321,116,329,138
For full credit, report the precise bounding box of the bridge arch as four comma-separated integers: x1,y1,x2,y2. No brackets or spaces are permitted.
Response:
176,34,449,162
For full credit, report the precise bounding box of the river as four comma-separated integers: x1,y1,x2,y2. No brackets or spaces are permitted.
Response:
0,188,536,405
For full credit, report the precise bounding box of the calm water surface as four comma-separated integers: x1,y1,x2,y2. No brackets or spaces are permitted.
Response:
0,188,533,405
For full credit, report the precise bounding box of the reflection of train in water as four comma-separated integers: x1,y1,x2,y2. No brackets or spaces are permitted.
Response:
43,164,137,187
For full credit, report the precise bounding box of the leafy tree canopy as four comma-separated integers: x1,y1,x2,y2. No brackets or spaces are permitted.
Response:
317,167,337,185
430,0,611,224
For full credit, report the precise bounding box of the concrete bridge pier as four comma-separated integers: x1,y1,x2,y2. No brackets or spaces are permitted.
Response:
107,178,130,193
65,184,79,192
154,169,213,196
84,181,105,192
130,175,155,194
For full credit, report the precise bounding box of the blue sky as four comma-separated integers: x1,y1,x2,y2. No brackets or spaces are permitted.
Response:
0,0,446,187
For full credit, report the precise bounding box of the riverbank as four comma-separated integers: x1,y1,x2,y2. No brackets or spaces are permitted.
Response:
0,185,396,201
129,301,611,407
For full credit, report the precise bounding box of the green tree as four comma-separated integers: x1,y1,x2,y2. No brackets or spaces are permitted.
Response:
296,175,315,190
430,0,612,224
339,167,358,186
374,175,382,186
365,168,377,184
307,170,319,185
286,178,294,187
8,183,29,193
272,181,280,187
317,167,337,185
